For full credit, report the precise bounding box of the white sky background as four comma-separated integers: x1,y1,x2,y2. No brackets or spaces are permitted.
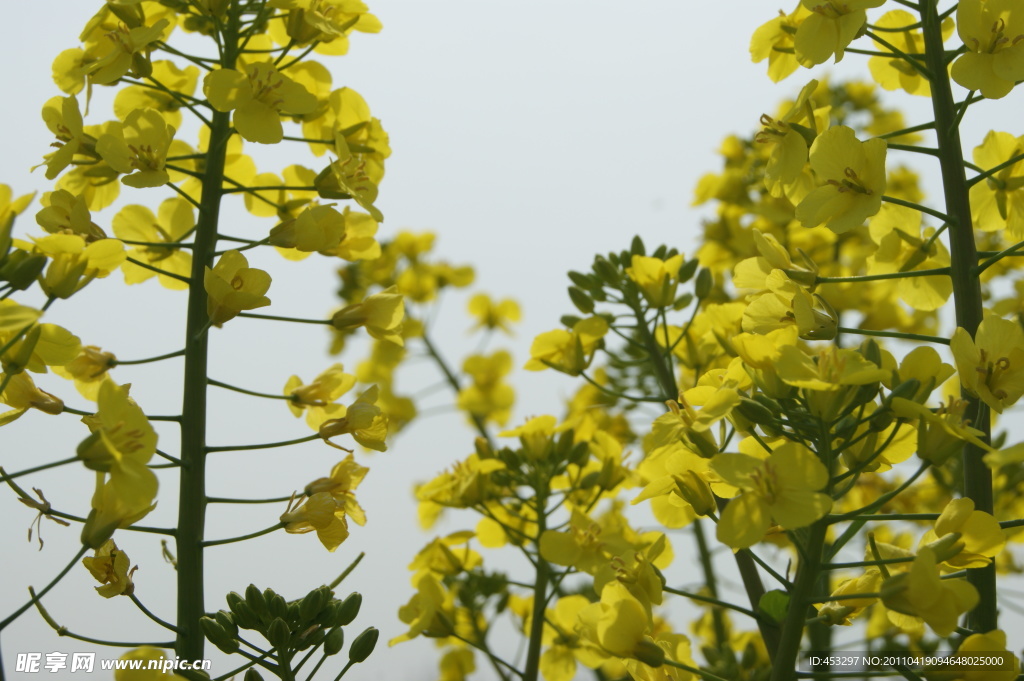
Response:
2,1,1023,679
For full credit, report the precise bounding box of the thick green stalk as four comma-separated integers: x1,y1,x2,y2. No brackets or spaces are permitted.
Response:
768,521,827,681
175,4,240,661
919,0,995,632
522,492,549,681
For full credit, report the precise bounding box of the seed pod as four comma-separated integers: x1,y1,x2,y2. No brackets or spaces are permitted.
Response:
243,670,265,681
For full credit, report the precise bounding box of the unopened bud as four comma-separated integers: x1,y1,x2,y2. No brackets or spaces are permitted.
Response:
324,626,345,656
336,592,362,626
348,626,379,663
674,470,714,516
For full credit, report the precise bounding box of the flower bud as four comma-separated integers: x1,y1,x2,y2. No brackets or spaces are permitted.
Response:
674,470,715,516
245,584,269,620
568,286,595,314
592,256,619,285
694,268,713,300
336,592,362,626
324,627,345,656
348,626,379,663
266,617,292,650
299,586,328,622
677,258,699,283
0,251,47,290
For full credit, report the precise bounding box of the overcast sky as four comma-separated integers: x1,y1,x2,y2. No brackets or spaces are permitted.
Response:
2,2,1023,679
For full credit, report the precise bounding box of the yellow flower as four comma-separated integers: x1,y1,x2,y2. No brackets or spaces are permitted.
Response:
922,497,1006,569
204,62,317,144
625,254,685,308
34,233,126,299
114,60,200,130
325,135,385,222
794,0,884,65
868,10,952,97
467,293,521,334
303,454,369,526
750,4,813,81
96,109,176,188
892,396,990,465
302,86,390,181
817,569,882,625
881,547,978,636
407,532,482,578
524,316,608,375
797,125,887,234
944,630,1020,681
318,385,389,451
712,442,832,549
0,373,64,426
86,19,171,85
576,582,661,665
280,492,351,552
284,363,356,429
112,199,194,290
969,130,1024,238
35,189,106,241
82,539,136,598
537,595,606,681
269,0,382,56
390,572,455,645
457,351,515,426
204,250,272,326
331,285,404,345
38,96,91,180
951,0,1024,100
415,454,505,512
54,346,117,401
950,315,1024,413
756,80,828,201
113,647,187,681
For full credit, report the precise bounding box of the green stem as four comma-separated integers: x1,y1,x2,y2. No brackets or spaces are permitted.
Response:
419,326,493,446
920,0,995,633
0,546,88,631
522,496,549,681
817,267,949,283
836,327,949,345
769,521,827,681
692,519,730,649
203,522,285,547
881,195,952,223
662,586,760,619
205,433,319,453
129,594,180,632
236,312,332,324
114,348,186,365
0,457,78,482
174,3,240,662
